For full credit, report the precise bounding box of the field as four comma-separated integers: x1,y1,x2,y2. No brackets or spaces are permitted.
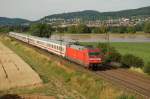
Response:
0,35,140,99
80,42,150,64
0,42,42,91
110,42,150,63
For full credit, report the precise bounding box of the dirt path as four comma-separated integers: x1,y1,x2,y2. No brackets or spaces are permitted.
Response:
96,68,150,98
0,42,42,91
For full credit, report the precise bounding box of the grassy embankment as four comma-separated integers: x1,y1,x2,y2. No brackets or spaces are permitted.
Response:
0,35,139,99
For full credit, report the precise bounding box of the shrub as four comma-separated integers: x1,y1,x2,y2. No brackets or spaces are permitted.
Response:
144,21,150,33
104,51,122,63
97,43,116,54
97,43,122,63
143,62,150,75
121,54,144,68
30,23,53,37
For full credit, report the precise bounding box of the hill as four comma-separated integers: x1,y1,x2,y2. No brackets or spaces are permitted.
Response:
0,6,150,25
43,6,150,21
0,17,30,25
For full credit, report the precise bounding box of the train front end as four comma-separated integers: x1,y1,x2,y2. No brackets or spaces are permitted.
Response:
88,48,102,69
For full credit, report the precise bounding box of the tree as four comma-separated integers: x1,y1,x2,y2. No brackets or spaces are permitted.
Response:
118,26,127,33
56,27,67,33
76,24,91,33
135,23,144,32
0,26,10,33
109,26,119,33
92,27,101,33
100,25,108,33
127,26,136,33
143,62,150,75
97,43,121,63
67,25,77,33
67,24,91,33
121,54,144,68
144,21,150,33
30,23,53,37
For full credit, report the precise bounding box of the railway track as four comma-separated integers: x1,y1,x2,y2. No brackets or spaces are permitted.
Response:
9,37,150,98
96,69,150,98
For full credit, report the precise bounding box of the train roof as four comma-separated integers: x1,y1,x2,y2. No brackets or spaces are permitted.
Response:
9,32,92,49
29,35,71,46
69,44,86,50
10,32,70,46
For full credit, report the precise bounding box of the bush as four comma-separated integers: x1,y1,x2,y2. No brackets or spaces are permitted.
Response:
30,23,53,37
97,43,116,54
106,51,122,63
143,62,150,75
121,54,144,68
67,24,91,33
144,21,150,33
0,27,10,33
97,43,122,63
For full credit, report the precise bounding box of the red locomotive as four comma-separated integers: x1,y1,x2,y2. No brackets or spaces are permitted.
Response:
9,32,103,69
66,45,102,69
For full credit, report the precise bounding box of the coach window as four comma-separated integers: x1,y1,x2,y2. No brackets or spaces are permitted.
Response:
61,47,63,51
59,47,61,51
56,46,57,49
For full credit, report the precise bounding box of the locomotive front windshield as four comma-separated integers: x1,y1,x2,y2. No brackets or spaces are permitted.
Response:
89,52,100,56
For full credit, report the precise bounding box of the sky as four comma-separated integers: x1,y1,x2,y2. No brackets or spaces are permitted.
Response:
0,0,150,21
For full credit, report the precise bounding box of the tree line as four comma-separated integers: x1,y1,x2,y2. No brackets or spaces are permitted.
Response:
0,21,150,37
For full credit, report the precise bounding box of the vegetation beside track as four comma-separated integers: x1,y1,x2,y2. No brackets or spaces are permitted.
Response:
80,42,150,75
0,35,139,99
111,42,150,63
80,42,150,63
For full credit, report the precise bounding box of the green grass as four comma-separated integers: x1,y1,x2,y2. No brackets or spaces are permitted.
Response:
110,42,150,63
80,42,150,64
0,36,140,99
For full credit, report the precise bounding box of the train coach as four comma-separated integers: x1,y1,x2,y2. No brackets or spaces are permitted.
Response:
9,32,103,69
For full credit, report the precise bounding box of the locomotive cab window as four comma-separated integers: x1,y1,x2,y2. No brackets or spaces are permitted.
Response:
89,52,100,56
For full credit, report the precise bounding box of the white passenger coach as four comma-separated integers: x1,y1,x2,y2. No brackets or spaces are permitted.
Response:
9,32,68,57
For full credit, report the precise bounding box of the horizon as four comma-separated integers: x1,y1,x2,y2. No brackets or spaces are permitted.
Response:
0,0,150,21
1,6,150,21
